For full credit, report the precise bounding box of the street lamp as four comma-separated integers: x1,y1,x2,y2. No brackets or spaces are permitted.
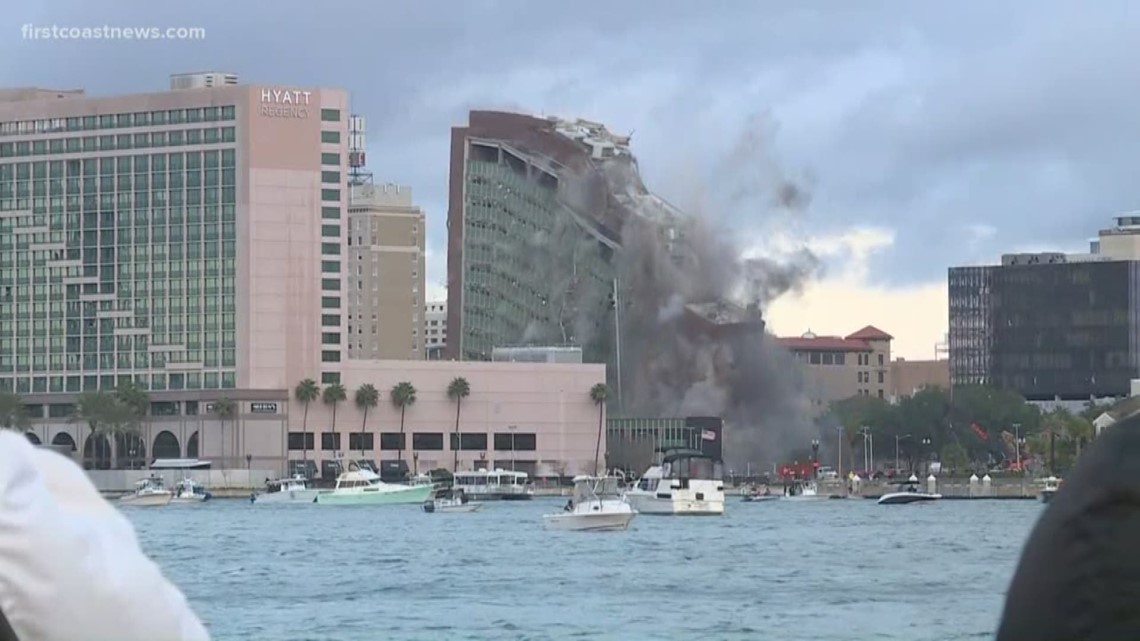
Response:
920,437,932,474
895,434,911,472
245,453,252,489
836,426,844,481
412,451,420,476
1013,423,1022,471
810,439,820,479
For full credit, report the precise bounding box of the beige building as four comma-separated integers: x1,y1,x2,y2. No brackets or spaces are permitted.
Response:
346,183,425,360
889,358,950,400
425,299,446,359
775,326,893,410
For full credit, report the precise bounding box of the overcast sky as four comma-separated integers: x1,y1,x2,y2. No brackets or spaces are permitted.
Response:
5,1,1138,359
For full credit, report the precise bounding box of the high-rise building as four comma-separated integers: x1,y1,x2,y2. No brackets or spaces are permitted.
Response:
445,110,680,372
0,72,350,396
346,182,425,360
424,299,446,359
949,218,1140,400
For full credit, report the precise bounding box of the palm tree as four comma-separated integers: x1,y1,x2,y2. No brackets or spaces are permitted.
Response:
294,379,320,473
590,383,609,475
390,382,417,464
322,383,347,462
211,397,238,477
74,391,141,469
354,384,379,459
114,381,149,464
447,377,471,472
0,390,29,432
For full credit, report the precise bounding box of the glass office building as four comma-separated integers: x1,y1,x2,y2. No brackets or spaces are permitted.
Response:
0,76,350,398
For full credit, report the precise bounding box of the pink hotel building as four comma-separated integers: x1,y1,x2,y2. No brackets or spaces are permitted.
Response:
2,73,604,479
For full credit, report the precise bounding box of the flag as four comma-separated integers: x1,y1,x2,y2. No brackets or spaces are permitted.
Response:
701,429,717,441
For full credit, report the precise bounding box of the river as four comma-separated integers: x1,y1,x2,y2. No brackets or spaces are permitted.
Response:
128,497,1039,640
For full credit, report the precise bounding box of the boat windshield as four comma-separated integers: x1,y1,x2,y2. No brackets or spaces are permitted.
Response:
662,455,722,481
573,477,622,502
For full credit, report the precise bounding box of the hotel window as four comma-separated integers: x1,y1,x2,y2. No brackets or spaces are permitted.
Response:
321,332,340,344
320,131,340,144
321,296,340,309
320,433,341,451
321,188,340,202
321,153,339,166
349,432,374,451
321,224,340,237
321,171,340,184
878,354,885,366
320,350,340,363
321,372,341,385
287,432,315,451
878,371,885,384
320,109,341,122
321,278,340,291
412,433,444,451
380,433,405,450
321,314,340,326
321,242,340,255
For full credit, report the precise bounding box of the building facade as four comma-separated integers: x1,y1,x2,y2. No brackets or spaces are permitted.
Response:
889,357,950,399
346,182,425,360
425,299,446,359
22,359,606,479
0,72,350,398
774,326,893,409
949,254,1140,400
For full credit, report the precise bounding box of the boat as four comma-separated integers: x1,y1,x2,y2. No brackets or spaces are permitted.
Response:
878,475,942,505
1039,476,1061,503
119,475,173,507
543,475,637,531
782,479,826,501
422,488,482,513
170,478,212,503
625,449,725,515
314,462,434,505
741,484,780,502
452,468,534,500
253,474,319,504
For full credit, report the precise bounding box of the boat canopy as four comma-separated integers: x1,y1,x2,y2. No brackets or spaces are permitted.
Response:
572,476,623,502
150,458,211,470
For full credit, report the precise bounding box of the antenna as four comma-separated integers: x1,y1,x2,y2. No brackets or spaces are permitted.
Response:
348,114,372,186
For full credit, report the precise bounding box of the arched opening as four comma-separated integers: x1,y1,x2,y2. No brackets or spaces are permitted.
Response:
115,433,147,470
152,430,180,460
51,432,77,452
83,433,111,470
187,431,199,459
24,432,41,445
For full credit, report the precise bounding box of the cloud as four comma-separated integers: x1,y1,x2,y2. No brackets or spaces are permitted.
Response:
757,227,947,361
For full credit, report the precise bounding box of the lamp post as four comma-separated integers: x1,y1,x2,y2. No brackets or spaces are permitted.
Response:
811,438,820,479
836,425,844,482
1013,423,1022,471
920,437,932,474
860,426,872,473
895,434,911,472
412,451,419,476
245,453,252,489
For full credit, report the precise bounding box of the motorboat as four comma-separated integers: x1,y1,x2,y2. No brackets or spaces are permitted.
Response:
253,474,319,504
782,479,826,501
625,449,725,515
452,468,534,500
1039,476,1061,503
170,478,212,503
878,475,942,505
315,462,434,505
543,475,637,531
422,488,482,513
741,484,779,502
119,475,173,507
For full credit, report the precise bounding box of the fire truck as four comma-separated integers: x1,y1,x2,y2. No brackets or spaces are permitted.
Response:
777,460,819,480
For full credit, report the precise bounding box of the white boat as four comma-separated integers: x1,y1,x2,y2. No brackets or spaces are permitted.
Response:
119,476,173,507
741,484,779,502
625,449,725,515
1039,476,1061,503
543,475,637,531
878,475,942,505
314,462,434,505
422,488,482,513
253,474,319,504
452,468,534,500
170,478,212,503
782,479,826,501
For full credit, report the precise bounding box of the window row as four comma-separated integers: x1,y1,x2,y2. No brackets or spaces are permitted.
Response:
0,350,238,371
0,127,237,157
0,370,237,394
0,149,236,180
286,432,538,452
0,106,235,138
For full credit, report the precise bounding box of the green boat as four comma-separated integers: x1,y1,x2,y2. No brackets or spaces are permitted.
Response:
314,465,434,505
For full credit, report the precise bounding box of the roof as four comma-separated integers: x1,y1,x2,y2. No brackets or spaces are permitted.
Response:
775,336,873,352
844,325,894,341
1105,395,1140,421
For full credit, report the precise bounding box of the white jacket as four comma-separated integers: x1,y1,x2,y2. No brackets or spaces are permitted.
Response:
0,431,209,641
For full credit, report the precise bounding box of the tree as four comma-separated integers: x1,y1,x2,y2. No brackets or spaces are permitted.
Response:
211,397,238,476
322,383,347,459
447,377,471,472
74,391,141,469
294,379,320,473
590,383,609,475
940,442,969,473
0,391,29,431
390,382,417,464
114,381,149,465
354,384,379,459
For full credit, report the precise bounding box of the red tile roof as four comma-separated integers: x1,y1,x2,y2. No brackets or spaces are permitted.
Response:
844,325,894,341
775,336,873,352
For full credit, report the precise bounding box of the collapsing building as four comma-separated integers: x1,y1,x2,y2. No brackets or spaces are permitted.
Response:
446,110,819,466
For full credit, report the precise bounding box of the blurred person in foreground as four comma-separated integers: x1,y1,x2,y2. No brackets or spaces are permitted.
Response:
997,412,1140,640
0,430,208,641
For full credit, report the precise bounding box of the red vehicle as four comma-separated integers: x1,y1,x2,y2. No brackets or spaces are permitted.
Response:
777,460,819,479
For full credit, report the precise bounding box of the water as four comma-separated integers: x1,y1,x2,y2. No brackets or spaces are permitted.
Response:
128,498,1040,640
